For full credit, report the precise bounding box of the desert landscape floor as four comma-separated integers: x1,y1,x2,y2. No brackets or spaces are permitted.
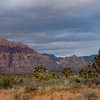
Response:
0,88,100,100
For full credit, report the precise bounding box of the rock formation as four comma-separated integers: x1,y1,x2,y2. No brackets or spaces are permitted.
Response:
0,38,59,73
57,55,87,72
0,38,87,73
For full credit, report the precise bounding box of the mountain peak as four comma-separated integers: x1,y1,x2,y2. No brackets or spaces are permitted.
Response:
71,55,77,57
42,53,63,61
0,38,61,73
0,38,9,43
0,38,28,48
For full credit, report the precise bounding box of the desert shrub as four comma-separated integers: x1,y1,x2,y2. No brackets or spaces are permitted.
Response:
82,89,98,100
14,87,26,100
67,81,81,89
62,67,72,78
25,84,38,93
95,79,100,85
15,92,25,100
0,74,16,89
36,78,64,87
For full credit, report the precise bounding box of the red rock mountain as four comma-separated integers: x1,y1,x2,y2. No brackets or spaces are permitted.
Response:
0,38,60,73
57,55,87,72
0,38,87,73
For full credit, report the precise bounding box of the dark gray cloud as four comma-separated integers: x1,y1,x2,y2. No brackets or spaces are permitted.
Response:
0,0,100,56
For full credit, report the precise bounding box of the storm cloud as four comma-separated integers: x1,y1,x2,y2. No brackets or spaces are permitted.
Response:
0,0,100,56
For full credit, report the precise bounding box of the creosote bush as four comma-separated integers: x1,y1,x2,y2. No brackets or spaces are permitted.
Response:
0,74,16,89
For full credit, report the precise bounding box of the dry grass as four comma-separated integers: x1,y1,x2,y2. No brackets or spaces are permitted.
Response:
0,74,100,100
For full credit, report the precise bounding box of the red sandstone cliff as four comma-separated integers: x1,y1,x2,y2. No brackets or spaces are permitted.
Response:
0,38,87,73
0,38,59,73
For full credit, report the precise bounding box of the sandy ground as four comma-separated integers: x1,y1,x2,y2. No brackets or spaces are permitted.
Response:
0,88,99,100
26,88,100,100
27,91,81,100
0,92,14,100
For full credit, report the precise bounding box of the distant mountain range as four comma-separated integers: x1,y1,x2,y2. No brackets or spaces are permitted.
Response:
80,55,96,62
42,53,96,62
0,38,96,73
42,53,63,61
57,55,87,72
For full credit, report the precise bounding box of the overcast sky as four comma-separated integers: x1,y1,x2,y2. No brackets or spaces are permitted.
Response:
0,0,100,57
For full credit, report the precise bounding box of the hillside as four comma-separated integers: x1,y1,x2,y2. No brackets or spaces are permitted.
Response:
80,55,96,62
0,38,88,73
43,53,87,72
0,38,60,73
57,55,87,72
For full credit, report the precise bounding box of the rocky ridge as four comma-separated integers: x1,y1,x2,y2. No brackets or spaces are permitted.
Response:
0,38,87,73
0,38,59,73
57,55,87,72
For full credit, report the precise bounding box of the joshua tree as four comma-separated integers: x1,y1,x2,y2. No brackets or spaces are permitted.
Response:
79,62,98,79
33,65,59,80
79,49,100,80
33,65,48,78
93,50,100,75
62,67,72,78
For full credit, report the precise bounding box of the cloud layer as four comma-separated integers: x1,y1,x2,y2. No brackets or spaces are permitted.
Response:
0,0,100,56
